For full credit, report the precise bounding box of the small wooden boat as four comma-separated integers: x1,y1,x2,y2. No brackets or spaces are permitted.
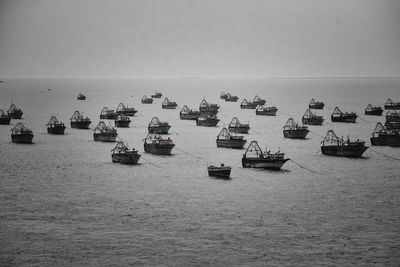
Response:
100,107,118,119
0,109,11,125
216,128,246,149
151,90,162,98
240,99,257,109
208,164,231,179
228,117,250,134
114,115,131,127
7,104,23,119
116,102,137,116
144,134,175,155
283,118,309,139
365,104,383,116
386,110,400,123
199,99,219,115
242,141,289,170
253,95,266,106
384,98,400,110
11,122,33,143
302,109,324,125
93,121,117,142
309,99,324,109
77,93,86,100
255,105,278,116
321,130,368,158
220,92,228,99
370,122,400,147
196,114,219,127
70,111,91,129
225,93,239,102
148,117,171,134
331,107,357,123
111,141,141,164
162,98,178,109
141,95,153,104
179,105,200,120
46,116,66,134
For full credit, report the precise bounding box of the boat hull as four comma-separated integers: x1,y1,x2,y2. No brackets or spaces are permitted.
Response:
115,121,130,127
11,134,33,144
331,115,357,123
148,125,171,134
71,121,91,129
142,99,153,104
385,104,400,110
0,117,11,125
283,129,309,139
386,116,400,123
241,157,289,170
112,153,141,164
302,117,324,125
208,168,231,179
196,119,219,127
47,126,66,134
309,103,324,109
365,110,383,116
321,145,367,158
385,122,400,130
180,113,199,120
241,104,257,109
94,133,117,142
371,135,400,147
144,143,175,155
228,126,250,134
100,113,118,120
256,109,277,116
8,111,23,119
216,139,246,149
162,104,177,109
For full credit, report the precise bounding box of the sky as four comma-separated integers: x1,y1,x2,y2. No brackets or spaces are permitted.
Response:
0,0,399,78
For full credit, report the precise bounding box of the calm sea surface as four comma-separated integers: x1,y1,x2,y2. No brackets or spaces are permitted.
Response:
0,78,399,266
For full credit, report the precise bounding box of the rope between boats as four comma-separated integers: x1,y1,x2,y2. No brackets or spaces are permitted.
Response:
289,159,319,174
140,155,163,168
174,147,206,161
278,109,295,117
369,148,400,161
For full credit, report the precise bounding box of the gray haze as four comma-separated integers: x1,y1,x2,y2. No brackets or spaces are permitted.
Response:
1,0,399,78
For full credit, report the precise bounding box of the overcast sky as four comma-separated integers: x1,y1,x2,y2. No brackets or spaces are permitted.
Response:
0,0,399,78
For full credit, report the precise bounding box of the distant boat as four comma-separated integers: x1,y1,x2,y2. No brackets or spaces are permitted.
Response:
386,110,400,123
228,117,250,134
252,95,266,106
240,99,257,109
162,98,178,109
11,122,33,144
148,117,171,134
216,128,246,149
77,93,86,100
309,99,324,109
100,107,118,119
225,93,239,102
199,99,219,115
282,118,309,139
179,105,200,120
384,98,400,110
370,122,400,147
321,130,368,158
220,92,228,99
196,114,219,127
365,104,383,116
93,121,117,142
114,115,131,127
255,105,278,116
331,107,357,123
111,141,141,164
46,116,66,134
242,141,289,170
302,109,324,125
7,104,23,119
116,102,137,116
0,109,11,125
144,134,175,155
70,111,91,129
151,91,162,98
141,95,153,104
208,164,231,179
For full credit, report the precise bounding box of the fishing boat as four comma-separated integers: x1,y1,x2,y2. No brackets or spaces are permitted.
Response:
11,122,34,143
242,141,289,170
309,99,324,109
196,114,220,127
93,121,118,142
70,111,91,129
151,90,162,98
162,98,178,109
386,110,400,123
331,107,357,123
384,98,400,110
220,92,228,99
255,105,278,116
116,102,137,116
7,104,23,119
370,122,400,147
46,116,66,134
141,95,153,104
199,99,219,115
179,105,200,120
111,141,141,164
240,99,257,109
385,121,400,130
114,115,131,127
77,93,86,100
100,107,118,119
216,128,246,149
321,130,368,158
225,93,239,102
208,164,231,179
283,118,309,139
365,104,383,116
143,134,175,155
0,109,11,125
148,117,171,134
302,109,324,125
228,117,250,134
253,95,266,106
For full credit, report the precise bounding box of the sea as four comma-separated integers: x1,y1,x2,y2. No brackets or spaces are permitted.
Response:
0,78,399,266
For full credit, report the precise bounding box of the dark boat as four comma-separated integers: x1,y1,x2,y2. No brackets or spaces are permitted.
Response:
386,110,400,123
141,95,153,104
208,164,231,179
144,134,175,155
370,122,400,147
321,130,368,158
93,121,118,142
196,114,220,127
228,117,250,134
225,93,239,102
70,111,91,129
11,122,34,144
111,141,141,164
331,107,357,123
46,116,66,134
220,92,228,99
242,141,289,170
116,102,137,116
255,105,278,116
365,104,383,115
100,107,118,119
148,117,171,134
240,99,258,109
151,90,162,98
283,118,309,139
0,109,11,125
385,121,400,130
179,105,200,120
77,93,86,100
199,99,219,115
114,115,131,127
384,98,400,110
162,98,178,109
7,104,23,119
302,109,324,125
309,99,324,109
216,128,246,149
253,95,266,106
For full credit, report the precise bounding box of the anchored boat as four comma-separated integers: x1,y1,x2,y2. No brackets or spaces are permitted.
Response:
228,117,250,134
162,98,178,109
386,110,400,123
148,117,171,134
11,122,33,143
220,92,228,99
116,102,137,116
100,107,118,119
255,105,278,116
7,104,23,119
93,121,117,142
365,104,383,115
196,114,219,127
321,130,368,158
240,99,258,109
283,118,309,139
70,111,91,129
216,128,246,149
199,99,219,115
0,109,11,125
111,141,141,164
309,99,324,109
331,107,357,123
144,134,175,155
370,122,400,147
242,141,289,170
384,98,400,110
142,95,153,104
179,105,200,120
115,115,131,127
208,164,231,179
46,116,66,134
225,93,239,102
151,90,162,98
302,109,324,125
77,93,86,100
253,95,266,106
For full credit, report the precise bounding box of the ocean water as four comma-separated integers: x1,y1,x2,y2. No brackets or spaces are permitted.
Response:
0,78,399,266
